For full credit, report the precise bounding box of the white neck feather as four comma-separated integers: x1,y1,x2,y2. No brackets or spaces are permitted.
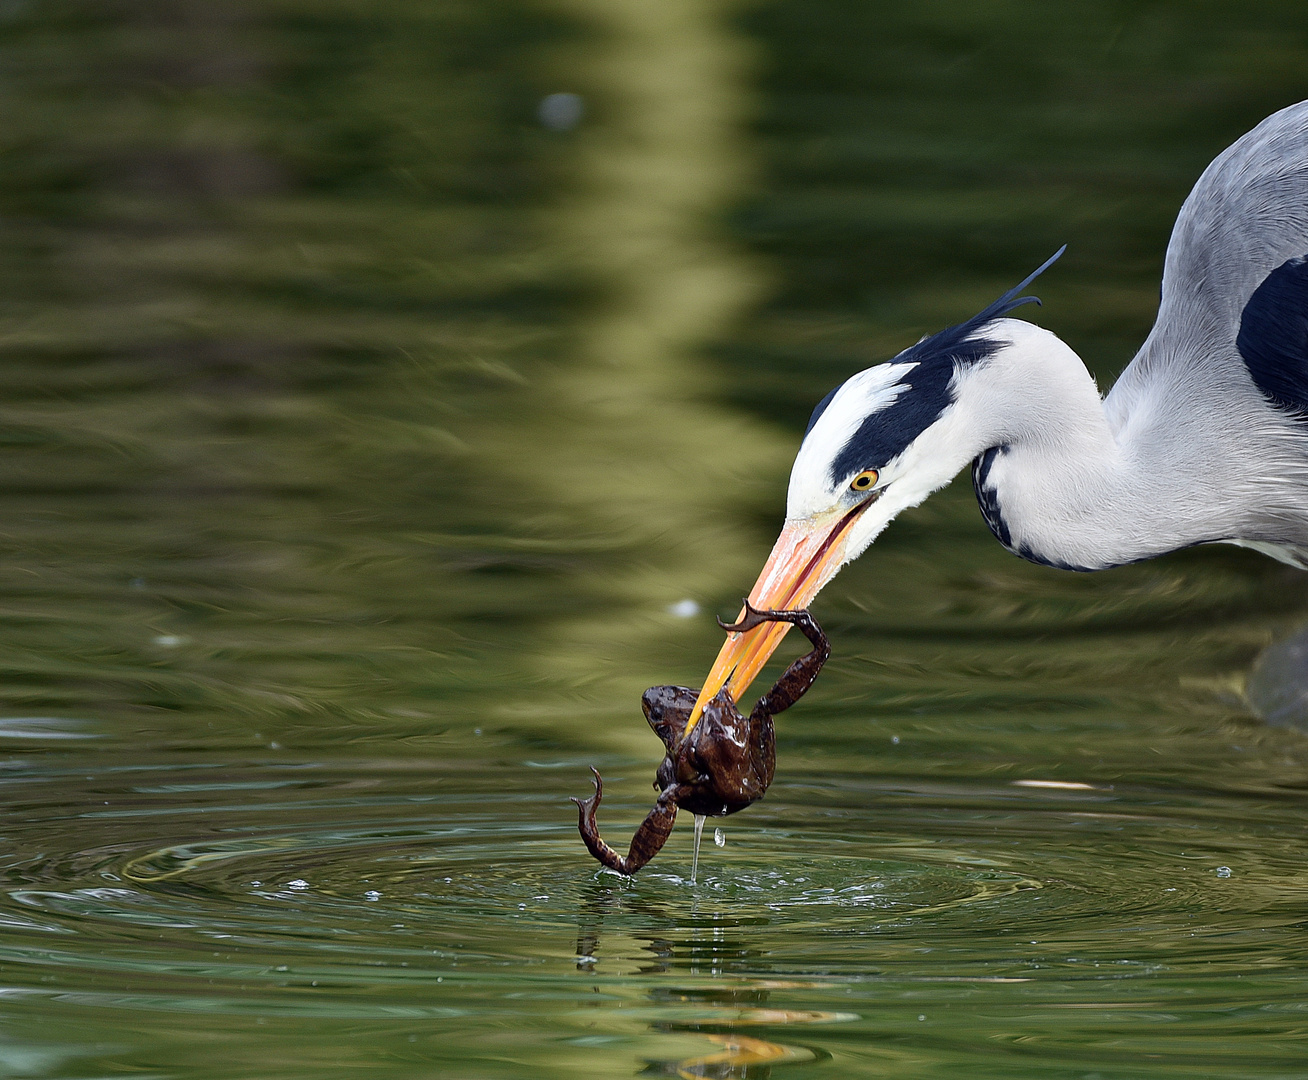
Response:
952,319,1268,570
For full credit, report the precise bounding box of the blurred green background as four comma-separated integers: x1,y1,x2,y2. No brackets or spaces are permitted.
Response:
0,0,1304,747
1,2,1308,1078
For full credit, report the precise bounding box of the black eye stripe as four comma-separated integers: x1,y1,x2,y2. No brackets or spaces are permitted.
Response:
823,250,1063,491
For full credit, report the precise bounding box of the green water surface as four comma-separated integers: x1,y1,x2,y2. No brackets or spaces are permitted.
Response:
0,2,1307,1077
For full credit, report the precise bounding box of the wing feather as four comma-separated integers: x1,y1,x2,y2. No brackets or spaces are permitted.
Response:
1107,101,1308,417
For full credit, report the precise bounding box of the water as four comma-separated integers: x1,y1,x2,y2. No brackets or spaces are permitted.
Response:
692,814,707,885
1,1,1308,1077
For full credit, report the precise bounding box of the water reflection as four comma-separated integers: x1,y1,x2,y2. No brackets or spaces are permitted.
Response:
502,0,787,742
1246,623,1308,730
574,918,847,1077
646,1032,821,1078
575,886,772,978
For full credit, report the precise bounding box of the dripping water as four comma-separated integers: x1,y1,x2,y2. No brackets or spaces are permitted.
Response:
690,813,706,883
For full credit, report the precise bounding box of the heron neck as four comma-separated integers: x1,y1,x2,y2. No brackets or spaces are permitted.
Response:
961,321,1237,570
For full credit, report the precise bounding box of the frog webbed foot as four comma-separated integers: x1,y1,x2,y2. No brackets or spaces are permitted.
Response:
717,598,774,636
572,767,681,875
718,600,830,718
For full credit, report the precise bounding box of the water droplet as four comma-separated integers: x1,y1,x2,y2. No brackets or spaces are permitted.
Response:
714,828,725,848
153,635,183,647
891,735,900,744
667,598,700,618
1216,866,1232,878
918,1014,926,1022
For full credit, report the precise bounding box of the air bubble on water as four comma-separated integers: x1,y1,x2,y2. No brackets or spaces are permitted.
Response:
287,879,309,890
1216,866,1232,878
714,828,725,848
891,735,900,744
518,903,527,909
918,1014,926,1022
364,890,381,901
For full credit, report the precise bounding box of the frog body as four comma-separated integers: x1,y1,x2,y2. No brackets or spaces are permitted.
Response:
572,604,829,875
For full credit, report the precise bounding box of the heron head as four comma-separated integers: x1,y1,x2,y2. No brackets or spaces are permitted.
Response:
682,248,1067,734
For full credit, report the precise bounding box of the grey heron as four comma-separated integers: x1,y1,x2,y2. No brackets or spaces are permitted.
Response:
684,99,1308,735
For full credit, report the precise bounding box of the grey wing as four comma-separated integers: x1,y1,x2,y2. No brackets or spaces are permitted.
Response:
1103,101,1308,561
1106,100,1308,417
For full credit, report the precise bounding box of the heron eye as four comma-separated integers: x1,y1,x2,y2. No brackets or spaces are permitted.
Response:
850,469,879,492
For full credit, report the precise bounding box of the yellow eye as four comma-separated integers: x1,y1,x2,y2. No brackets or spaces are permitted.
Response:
850,469,879,492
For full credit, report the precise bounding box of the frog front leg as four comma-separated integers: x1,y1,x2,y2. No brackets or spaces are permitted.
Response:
718,601,830,719
572,768,691,875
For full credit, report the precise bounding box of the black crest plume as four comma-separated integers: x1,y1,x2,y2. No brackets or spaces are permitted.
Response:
815,246,1067,485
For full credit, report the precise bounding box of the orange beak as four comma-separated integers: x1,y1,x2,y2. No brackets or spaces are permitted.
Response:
682,500,871,740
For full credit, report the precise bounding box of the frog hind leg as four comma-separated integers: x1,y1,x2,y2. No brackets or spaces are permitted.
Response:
719,601,830,718
572,767,680,875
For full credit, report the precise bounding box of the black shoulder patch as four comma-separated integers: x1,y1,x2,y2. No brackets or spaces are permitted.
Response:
1237,254,1308,414
826,247,1067,487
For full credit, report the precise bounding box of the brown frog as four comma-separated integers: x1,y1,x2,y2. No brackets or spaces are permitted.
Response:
572,602,829,875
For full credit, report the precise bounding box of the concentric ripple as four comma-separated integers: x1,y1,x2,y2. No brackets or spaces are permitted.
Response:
0,738,1304,1079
